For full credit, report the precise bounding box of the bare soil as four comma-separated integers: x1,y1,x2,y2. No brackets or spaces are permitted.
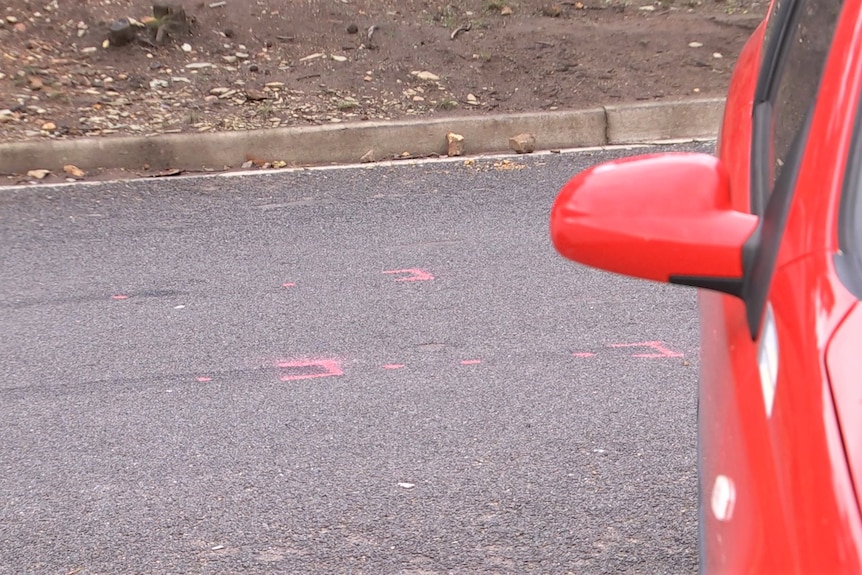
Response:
0,0,766,149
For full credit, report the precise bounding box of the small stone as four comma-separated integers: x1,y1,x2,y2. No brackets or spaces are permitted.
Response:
182,43,192,52
0,110,15,123
28,76,43,90
639,5,656,11
360,149,375,163
13,23,26,32
397,482,416,489
241,160,254,169
331,54,347,62
500,5,513,15
446,132,464,157
300,53,324,62
235,52,249,59
272,160,287,168
245,89,268,101
185,62,214,69
63,164,85,178
108,18,136,47
542,4,562,17
80,47,98,54
411,70,440,81
713,52,723,59
509,132,536,154
222,55,238,64
688,41,703,48
466,93,479,105
40,121,56,131
347,23,359,34
5,16,19,24
27,169,50,179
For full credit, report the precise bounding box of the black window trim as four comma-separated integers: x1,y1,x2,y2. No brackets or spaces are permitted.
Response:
744,112,812,339
743,0,814,339
751,0,804,216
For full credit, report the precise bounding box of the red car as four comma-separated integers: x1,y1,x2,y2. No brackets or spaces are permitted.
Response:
550,1,862,571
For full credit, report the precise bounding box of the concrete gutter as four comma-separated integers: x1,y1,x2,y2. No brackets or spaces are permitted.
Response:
0,98,725,175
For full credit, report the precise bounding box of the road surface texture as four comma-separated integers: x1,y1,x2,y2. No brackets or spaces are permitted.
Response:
0,144,709,574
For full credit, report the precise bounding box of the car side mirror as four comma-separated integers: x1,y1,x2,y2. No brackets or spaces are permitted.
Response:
550,153,759,298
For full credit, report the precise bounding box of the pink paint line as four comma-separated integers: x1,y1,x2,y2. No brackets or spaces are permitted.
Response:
196,376,212,382
111,294,130,300
383,364,405,370
282,282,296,288
608,341,684,358
382,268,435,282
278,359,344,381
572,352,596,358
460,359,482,365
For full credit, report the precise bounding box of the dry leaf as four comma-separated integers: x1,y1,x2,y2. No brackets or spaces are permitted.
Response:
63,164,85,178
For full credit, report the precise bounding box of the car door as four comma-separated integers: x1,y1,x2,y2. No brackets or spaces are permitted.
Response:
700,0,861,571
829,90,862,558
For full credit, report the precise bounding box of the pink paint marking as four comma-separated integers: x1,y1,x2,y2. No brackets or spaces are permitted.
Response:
196,376,212,382
383,364,405,370
572,352,596,358
282,282,296,288
608,341,684,358
278,359,344,381
460,359,482,365
382,268,435,282
112,294,130,300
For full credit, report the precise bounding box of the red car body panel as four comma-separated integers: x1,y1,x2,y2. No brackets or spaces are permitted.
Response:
701,1,862,571
829,303,862,514
550,1,862,571
550,153,757,283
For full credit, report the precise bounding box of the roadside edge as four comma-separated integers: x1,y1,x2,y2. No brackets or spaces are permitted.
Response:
0,98,725,176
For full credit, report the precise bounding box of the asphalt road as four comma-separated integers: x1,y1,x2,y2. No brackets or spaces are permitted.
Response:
0,143,709,574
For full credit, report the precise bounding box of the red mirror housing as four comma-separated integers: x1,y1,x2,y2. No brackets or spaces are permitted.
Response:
550,153,759,292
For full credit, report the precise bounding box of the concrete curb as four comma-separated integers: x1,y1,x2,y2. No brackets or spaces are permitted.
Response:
0,98,725,176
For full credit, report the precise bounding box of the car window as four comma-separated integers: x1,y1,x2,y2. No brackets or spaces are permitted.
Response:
838,96,862,299
753,0,843,213
743,0,843,337
771,2,843,185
